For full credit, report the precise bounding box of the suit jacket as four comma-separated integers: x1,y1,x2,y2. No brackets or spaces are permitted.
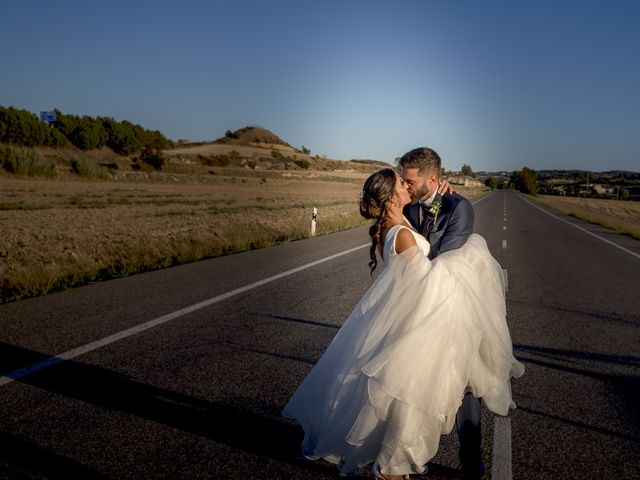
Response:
403,193,474,260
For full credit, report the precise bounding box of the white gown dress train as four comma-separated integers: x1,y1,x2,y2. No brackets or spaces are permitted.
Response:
282,225,524,476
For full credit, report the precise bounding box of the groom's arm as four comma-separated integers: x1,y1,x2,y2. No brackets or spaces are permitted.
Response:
428,196,474,259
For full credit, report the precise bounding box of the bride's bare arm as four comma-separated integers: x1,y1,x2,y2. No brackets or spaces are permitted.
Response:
395,228,417,254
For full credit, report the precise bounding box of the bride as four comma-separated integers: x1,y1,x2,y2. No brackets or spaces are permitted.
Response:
282,168,524,479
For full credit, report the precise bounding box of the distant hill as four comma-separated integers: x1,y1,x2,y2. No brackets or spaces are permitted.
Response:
1,111,390,177
349,159,391,167
213,126,294,149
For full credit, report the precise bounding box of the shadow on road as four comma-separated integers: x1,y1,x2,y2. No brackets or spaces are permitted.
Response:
0,430,116,479
508,298,640,328
0,343,334,478
513,342,640,446
1,343,462,479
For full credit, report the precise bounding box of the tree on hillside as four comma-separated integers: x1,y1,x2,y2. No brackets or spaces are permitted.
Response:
102,118,141,154
461,164,474,177
485,177,499,190
53,111,108,150
510,167,538,195
0,106,66,147
1,106,172,157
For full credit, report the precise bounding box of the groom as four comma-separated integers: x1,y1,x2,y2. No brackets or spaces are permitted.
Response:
399,147,484,479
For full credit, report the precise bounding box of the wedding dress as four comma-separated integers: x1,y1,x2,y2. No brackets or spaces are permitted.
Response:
282,225,524,476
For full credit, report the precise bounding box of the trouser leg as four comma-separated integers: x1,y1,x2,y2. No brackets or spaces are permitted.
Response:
456,393,484,478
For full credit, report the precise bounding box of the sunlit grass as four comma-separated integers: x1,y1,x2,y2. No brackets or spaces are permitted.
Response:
567,212,640,239
535,195,640,240
0,212,367,304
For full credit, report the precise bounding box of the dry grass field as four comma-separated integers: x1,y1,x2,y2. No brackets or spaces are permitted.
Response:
4,164,637,305
0,165,489,303
0,170,362,302
534,195,640,239
3,127,635,304
1,166,490,303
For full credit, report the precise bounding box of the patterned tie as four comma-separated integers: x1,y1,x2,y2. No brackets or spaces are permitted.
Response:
420,203,433,233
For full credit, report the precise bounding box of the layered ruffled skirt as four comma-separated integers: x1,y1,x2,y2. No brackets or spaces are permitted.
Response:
282,234,524,475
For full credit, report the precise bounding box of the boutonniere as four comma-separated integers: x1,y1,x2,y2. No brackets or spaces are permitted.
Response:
429,194,442,231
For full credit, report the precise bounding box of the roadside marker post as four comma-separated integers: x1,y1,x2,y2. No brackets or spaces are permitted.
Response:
311,207,317,236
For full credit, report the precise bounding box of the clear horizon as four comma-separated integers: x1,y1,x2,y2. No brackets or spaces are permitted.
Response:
2,1,639,173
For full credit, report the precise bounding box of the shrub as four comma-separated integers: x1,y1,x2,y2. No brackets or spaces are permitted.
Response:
294,159,310,169
202,154,229,167
71,158,94,177
485,177,498,190
140,147,164,170
0,145,56,177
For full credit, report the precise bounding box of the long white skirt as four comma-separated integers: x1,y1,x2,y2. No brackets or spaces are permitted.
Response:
282,234,524,476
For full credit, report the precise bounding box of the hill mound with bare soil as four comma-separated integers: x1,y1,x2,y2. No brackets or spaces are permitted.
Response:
164,126,389,174
213,126,294,149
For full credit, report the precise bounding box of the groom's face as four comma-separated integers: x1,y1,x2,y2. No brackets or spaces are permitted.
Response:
400,167,437,203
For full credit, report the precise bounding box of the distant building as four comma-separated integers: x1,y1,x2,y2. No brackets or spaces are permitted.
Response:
446,175,484,187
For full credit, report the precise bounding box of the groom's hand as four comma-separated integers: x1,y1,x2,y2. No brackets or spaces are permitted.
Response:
438,179,454,195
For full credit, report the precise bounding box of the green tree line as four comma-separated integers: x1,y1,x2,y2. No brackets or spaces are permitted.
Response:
0,106,172,154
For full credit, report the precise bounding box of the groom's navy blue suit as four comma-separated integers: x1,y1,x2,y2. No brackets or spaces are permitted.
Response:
403,193,474,259
403,193,485,478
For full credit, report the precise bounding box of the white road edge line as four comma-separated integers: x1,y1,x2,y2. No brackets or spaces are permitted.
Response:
521,196,640,260
492,416,513,480
471,193,493,205
3,192,513,475
0,243,370,387
1,193,492,387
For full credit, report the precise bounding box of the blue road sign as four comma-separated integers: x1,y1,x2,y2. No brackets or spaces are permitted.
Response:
40,111,56,122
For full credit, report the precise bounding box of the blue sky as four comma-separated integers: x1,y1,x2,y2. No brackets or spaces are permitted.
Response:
2,1,639,172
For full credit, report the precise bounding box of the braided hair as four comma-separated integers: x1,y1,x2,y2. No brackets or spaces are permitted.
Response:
358,168,397,274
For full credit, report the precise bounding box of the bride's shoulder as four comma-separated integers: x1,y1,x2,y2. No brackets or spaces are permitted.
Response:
384,224,418,254
394,227,417,253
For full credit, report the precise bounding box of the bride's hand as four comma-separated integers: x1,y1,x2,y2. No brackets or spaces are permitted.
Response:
437,179,454,195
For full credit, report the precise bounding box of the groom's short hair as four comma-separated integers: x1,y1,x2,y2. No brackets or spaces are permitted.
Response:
398,147,441,177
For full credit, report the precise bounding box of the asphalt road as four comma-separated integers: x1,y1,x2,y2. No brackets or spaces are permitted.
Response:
1,190,638,479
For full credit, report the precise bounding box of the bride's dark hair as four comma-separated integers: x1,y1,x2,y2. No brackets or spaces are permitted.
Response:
359,168,397,274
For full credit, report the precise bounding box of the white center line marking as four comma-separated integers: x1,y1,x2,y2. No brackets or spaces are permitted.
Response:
0,243,370,387
502,239,508,249
502,269,509,292
503,226,507,231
